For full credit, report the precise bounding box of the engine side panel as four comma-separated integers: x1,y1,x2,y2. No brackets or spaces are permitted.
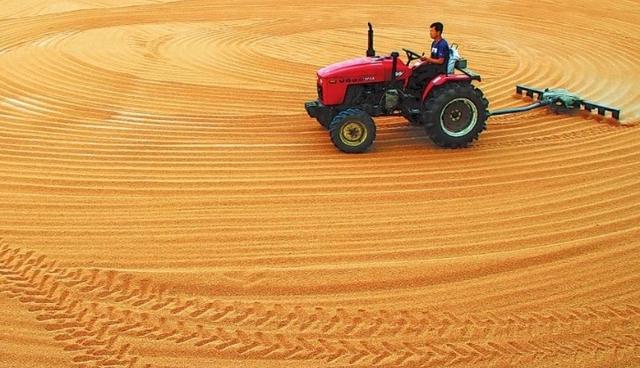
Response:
318,56,410,106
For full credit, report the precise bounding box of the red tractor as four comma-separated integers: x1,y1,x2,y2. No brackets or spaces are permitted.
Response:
305,23,488,153
305,23,621,153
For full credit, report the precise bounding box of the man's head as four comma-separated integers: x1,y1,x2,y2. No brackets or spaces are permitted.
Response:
430,22,444,39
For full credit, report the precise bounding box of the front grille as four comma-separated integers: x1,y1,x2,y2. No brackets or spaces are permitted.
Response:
317,84,323,102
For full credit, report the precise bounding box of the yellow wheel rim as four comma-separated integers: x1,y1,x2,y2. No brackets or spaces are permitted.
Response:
340,121,368,147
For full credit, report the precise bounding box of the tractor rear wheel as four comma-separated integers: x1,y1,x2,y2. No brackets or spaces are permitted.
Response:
422,83,489,148
329,108,376,153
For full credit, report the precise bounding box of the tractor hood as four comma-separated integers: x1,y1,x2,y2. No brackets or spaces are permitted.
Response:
317,56,388,80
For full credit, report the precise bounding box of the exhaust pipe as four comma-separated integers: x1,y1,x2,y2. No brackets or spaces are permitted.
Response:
366,22,375,57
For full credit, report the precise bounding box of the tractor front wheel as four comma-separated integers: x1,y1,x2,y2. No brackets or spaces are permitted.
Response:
329,108,376,153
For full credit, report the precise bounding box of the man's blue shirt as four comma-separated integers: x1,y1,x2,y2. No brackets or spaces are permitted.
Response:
431,38,449,60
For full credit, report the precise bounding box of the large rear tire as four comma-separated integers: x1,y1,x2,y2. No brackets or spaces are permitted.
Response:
422,83,489,148
329,108,376,153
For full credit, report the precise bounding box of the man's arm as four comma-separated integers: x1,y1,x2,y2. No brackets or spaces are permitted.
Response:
420,56,445,64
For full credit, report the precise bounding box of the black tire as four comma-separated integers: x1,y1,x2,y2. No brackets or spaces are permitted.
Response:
329,108,376,153
422,83,489,148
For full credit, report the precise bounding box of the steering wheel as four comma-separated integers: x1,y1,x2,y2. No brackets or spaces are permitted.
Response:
402,48,423,66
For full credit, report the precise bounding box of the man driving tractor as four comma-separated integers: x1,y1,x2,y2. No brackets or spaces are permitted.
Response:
411,22,450,89
304,22,621,154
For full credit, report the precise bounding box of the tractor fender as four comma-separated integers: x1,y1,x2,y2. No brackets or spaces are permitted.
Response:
420,74,473,102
